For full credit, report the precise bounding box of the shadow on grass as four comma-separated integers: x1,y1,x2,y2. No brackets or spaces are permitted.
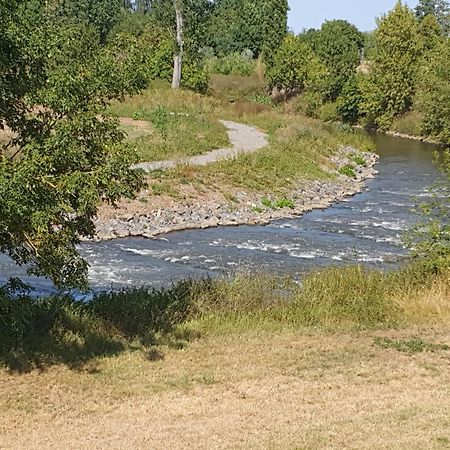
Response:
0,279,205,373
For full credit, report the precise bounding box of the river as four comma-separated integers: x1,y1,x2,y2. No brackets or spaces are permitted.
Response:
0,133,446,294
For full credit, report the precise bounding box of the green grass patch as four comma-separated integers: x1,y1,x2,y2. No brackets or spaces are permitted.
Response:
109,82,229,162
374,337,450,354
261,196,295,209
338,164,356,178
350,154,367,167
150,181,180,198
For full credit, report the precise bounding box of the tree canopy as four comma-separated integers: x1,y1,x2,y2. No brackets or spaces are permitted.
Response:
0,0,145,289
415,0,450,35
306,20,364,100
361,2,424,129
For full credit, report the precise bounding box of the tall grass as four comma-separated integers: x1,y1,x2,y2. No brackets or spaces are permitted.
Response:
391,111,424,137
1,261,449,372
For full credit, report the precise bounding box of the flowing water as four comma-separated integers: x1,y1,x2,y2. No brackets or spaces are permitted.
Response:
0,133,446,294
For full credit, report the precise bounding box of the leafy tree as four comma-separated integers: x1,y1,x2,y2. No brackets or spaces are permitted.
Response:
259,0,289,64
415,0,450,35
137,21,174,81
151,0,214,56
54,0,123,43
209,0,288,60
307,20,364,100
418,13,445,52
0,1,145,289
362,31,377,60
267,35,328,93
208,0,263,56
109,10,154,38
150,0,213,89
361,2,423,129
416,39,450,143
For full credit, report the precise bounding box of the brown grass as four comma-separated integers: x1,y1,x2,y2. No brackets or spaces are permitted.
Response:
1,327,450,449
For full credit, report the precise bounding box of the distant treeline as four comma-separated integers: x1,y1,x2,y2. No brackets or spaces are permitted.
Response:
268,1,450,144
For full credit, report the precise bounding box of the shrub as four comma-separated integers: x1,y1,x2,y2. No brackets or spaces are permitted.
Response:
204,50,256,76
181,63,210,94
338,164,356,178
275,197,295,209
317,102,339,123
336,76,365,124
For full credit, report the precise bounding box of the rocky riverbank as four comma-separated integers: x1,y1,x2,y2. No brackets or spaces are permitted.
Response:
92,147,379,241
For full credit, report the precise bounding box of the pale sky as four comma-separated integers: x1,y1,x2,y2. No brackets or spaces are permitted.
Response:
288,0,419,33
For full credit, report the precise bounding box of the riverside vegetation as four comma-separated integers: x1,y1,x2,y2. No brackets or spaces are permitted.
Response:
95,78,378,240
1,1,450,448
1,261,449,447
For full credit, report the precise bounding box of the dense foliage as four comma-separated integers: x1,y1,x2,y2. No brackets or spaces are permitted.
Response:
305,20,364,101
415,0,450,35
0,1,145,289
416,40,450,143
266,36,327,93
360,3,424,129
208,0,288,60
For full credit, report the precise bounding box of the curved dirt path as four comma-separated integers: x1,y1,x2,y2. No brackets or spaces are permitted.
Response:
131,120,268,172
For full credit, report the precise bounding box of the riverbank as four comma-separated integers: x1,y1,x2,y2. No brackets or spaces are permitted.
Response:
91,81,376,241
93,146,378,240
1,263,449,448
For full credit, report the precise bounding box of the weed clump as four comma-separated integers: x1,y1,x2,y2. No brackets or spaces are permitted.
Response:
338,164,356,178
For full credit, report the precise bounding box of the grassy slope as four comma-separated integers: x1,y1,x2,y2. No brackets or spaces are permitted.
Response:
108,76,373,204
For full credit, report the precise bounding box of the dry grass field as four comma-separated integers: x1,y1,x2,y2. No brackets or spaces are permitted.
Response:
1,325,450,450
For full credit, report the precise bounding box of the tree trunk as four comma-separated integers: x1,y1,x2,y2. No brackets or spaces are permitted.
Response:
171,0,184,90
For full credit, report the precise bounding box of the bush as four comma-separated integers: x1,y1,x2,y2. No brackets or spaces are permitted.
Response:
317,102,339,123
181,63,210,94
338,164,356,178
336,76,364,124
294,91,325,117
138,24,174,82
204,50,256,76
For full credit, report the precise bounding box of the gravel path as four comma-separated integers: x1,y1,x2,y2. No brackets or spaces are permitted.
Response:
132,120,268,172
